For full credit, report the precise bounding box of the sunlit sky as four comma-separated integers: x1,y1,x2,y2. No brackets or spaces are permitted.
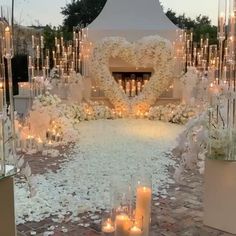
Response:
0,0,218,26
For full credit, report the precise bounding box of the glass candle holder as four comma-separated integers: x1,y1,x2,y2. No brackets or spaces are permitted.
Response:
102,213,115,236
110,177,132,213
110,176,132,236
127,212,143,236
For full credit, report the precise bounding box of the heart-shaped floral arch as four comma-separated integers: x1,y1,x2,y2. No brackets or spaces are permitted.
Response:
90,35,175,113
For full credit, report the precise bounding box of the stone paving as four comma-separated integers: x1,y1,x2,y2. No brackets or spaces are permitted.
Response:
16,149,234,236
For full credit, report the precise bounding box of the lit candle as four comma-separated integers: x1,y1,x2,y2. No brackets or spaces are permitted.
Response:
32,35,35,49
37,138,43,152
115,214,131,236
46,56,49,69
86,27,89,39
5,26,11,54
43,67,46,78
129,226,142,236
102,218,115,235
57,44,60,54
36,45,40,59
28,56,32,68
135,186,152,236
41,35,44,49
26,135,34,150
0,81,3,112
31,66,35,79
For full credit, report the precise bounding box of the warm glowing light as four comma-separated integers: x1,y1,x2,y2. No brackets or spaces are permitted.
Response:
5,26,10,33
37,138,43,143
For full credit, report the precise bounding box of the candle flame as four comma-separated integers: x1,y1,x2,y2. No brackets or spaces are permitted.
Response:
5,26,10,32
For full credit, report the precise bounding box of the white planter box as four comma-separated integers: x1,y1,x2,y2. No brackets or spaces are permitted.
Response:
204,159,236,234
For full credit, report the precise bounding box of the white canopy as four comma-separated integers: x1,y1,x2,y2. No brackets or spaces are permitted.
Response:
88,0,178,42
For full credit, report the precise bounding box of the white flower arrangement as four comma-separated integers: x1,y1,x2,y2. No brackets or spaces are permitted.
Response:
148,103,198,124
172,103,233,182
63,102,113,122
34,91,61,107
172,112,208,182
90,35,175,113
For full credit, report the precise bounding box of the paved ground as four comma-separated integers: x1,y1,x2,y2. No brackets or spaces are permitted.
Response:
16,153,234,236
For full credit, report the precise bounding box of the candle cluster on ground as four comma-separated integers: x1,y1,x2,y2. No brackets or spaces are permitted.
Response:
15,118,63,154
102,177,152,236
46,120,63,143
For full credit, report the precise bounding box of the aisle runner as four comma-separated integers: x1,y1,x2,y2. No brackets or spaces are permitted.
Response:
15,119,183,224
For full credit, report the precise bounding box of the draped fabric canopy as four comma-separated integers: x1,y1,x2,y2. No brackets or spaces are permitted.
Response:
88,0,178,42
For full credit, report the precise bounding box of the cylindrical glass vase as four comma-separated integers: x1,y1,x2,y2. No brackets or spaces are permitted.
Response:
110,177,132,236
102,212,115,236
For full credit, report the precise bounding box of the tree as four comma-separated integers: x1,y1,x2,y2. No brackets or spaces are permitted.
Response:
194,15,217,44
61,0,107,32
166,9,217,44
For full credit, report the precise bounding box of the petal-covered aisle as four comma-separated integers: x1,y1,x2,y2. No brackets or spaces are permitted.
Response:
15,119,183,224
16,119,232,236
15,119,182,233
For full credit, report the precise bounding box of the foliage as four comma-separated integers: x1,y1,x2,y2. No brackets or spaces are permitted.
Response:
61,0,107,32
166,9,217,44
43,25,72,51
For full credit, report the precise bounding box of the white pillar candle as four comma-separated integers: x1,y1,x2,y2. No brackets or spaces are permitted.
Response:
31,67,34,79
46,56,49,69
115,214,131,236
28,56,32,68
41,35,44,49
36,45,40,59
135,186,152,236
32,35,35,49
5,27,11,54
0,82,3,112
37,138,44,152
57,44,60,54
